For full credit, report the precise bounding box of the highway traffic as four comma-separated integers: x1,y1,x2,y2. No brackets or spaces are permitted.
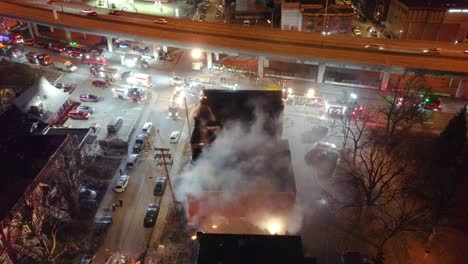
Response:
1,1,467,74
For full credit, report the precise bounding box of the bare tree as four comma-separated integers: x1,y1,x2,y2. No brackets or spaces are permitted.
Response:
340,111,372,163
342,141,407,208
15,184,74,264
51,136,93,211
362,196,429,264
378,74,431,142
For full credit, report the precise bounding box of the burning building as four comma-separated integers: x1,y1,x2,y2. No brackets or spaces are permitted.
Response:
182,90,297,234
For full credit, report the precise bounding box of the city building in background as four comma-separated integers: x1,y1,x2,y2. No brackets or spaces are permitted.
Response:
385,0,468,42
281,0,354,34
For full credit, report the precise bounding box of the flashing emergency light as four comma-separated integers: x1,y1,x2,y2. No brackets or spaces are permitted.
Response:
424,97,430,103
70,41,77,46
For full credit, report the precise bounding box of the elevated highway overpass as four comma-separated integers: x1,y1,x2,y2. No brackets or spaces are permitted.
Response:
1,1,467,93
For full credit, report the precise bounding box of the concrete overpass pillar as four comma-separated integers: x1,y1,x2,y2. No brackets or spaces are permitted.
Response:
207,52,213,69
81,33,87,40
317,62,326,83
27,23,35,38
380,70,391,91
106,36,113,52
32,23,39,37
162,45,168,53
49,26,55,33
455,79,465,98
153,43,159,61
64,30,72,43
214,52,220,61
258,56,265,77
264,58,269,68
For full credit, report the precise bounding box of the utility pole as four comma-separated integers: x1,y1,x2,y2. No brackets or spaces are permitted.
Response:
154,147,176,210
184,97,191,139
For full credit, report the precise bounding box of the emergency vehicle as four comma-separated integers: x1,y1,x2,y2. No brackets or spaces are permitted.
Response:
82,53,108,66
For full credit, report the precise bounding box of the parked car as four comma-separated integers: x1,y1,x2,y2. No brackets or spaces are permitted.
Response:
170,76,186,86
92,79,109,88
23,38,36,46
79,199,98,210
77,105,95,114
95,216,112,230
144,204,160,227
117,41,130,49
48,42,66,53
33,40,48,49
153,177,166,196
87,11,98,17
68,109,90,120
79,188,97,200
114,175,129,192
142,122,153,133
80,93,100,102
304,142,340,179
54,83,76,94
169,131,181,143
109,10,121,15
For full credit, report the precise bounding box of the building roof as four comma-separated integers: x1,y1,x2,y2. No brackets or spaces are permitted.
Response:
398,0,468,9
0,104,48,139
193,89,283,141
44,127,95,147
13,77,70,124
0,135,67,221
194,233,309,264
189,90,295,193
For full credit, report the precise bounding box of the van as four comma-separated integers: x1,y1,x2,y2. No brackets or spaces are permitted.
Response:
107,117,123,134
126,154,139,168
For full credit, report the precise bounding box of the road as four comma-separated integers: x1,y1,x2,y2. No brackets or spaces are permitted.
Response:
1,1,468,74
6,26,465,264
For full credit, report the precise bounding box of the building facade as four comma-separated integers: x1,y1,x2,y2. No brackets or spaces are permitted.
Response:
385,0,468,42
281,1,354,34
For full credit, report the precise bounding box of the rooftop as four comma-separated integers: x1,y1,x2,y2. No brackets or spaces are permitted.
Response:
191,89,283,145
189,89,295,193
0,135,67,221
194,233,311,264
0,104,48,139
44,127,95,147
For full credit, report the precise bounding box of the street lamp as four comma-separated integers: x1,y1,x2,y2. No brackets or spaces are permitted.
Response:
350,93,358,100
191,49,202,59
306,88,315,98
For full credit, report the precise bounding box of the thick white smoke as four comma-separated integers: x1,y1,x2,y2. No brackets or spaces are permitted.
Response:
174,105,303,234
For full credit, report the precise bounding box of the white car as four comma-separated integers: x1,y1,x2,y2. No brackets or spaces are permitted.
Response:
169,131,181,143
142,122,153,134
170,76,185,86
114,175,129,192
313,142,337,152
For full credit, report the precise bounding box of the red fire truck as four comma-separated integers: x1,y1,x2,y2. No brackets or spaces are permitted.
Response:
82,53,108,66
